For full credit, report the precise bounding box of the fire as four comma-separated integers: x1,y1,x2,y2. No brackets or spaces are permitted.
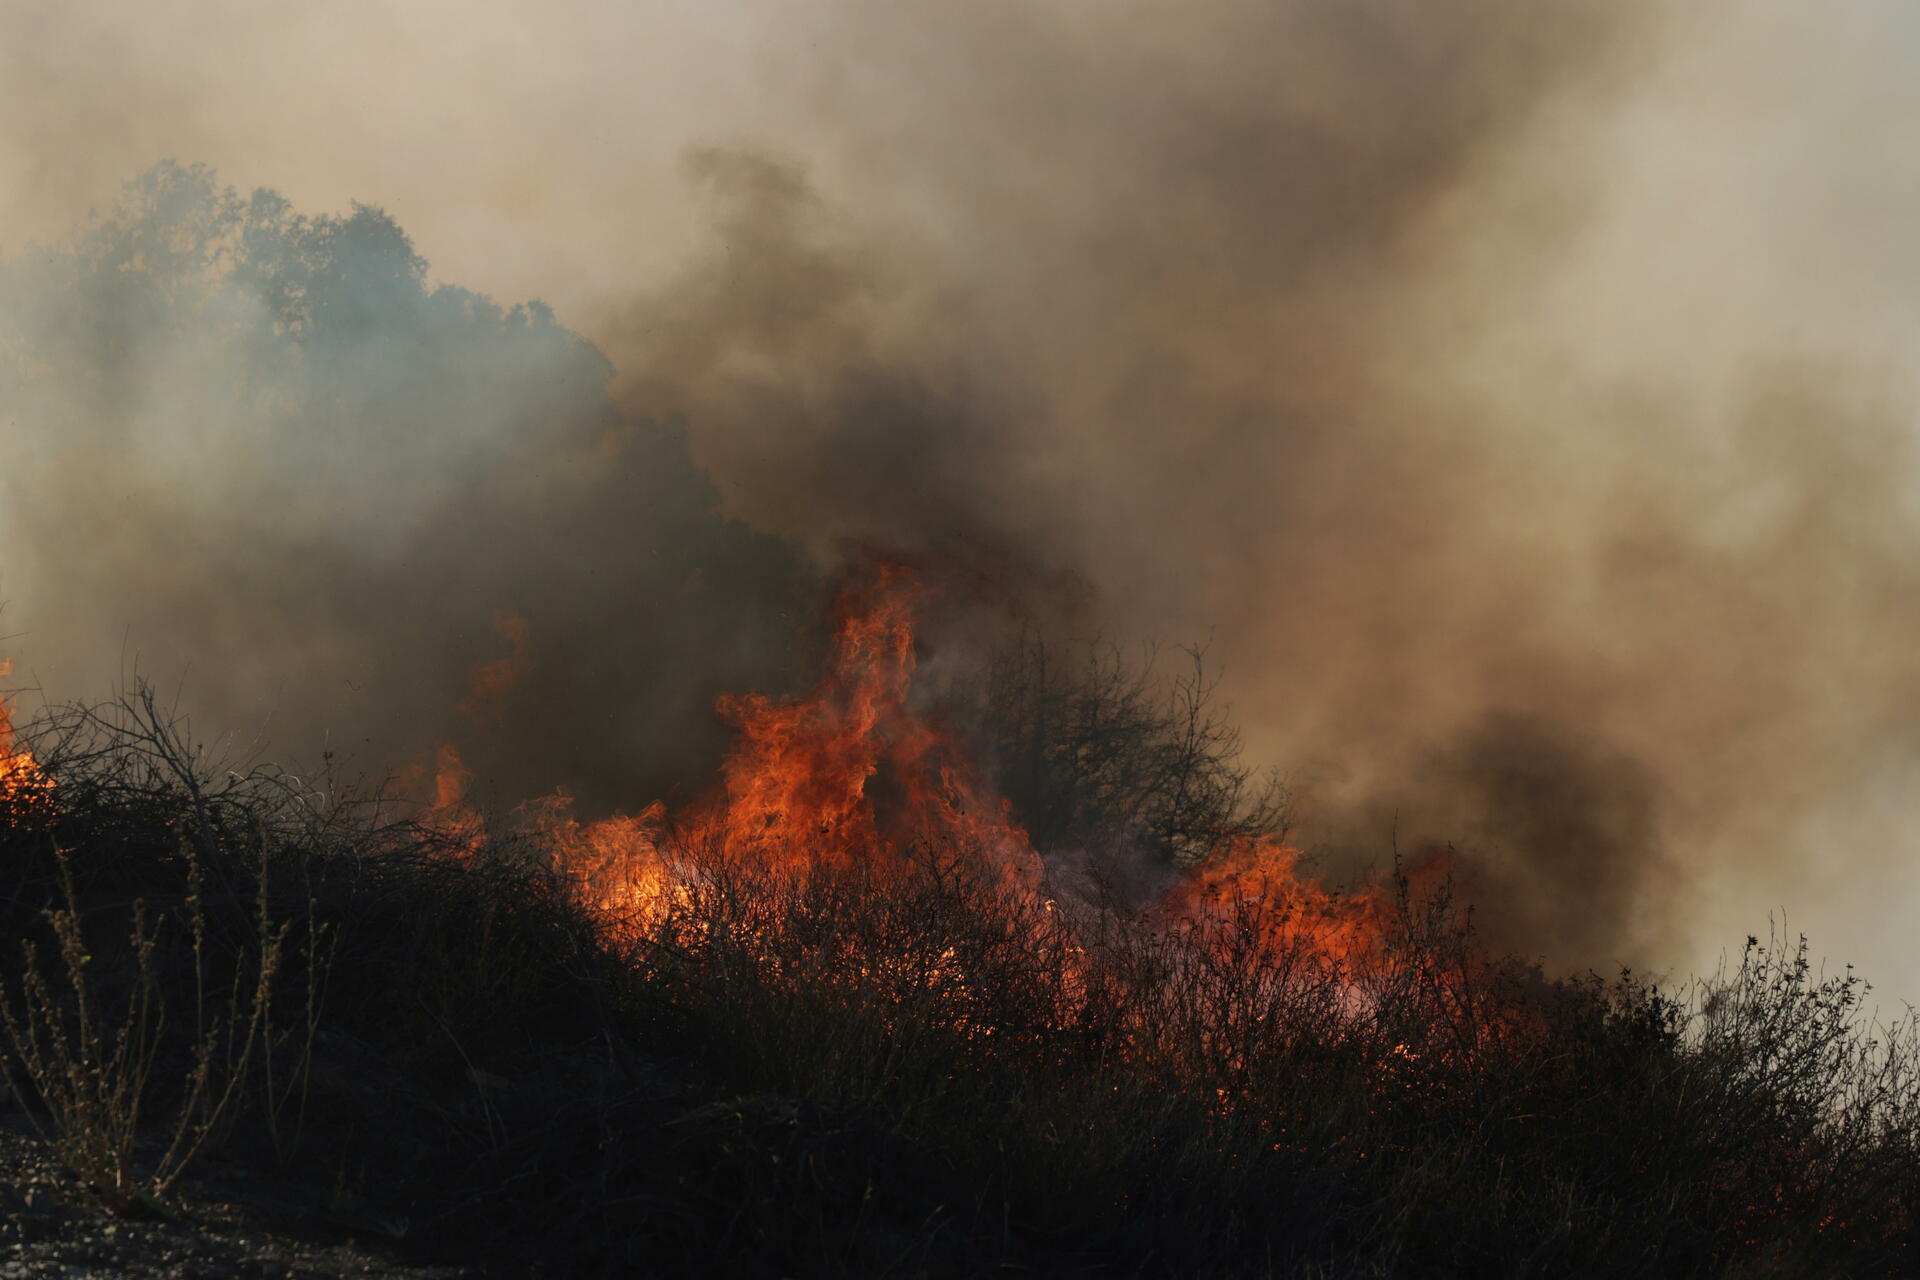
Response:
1165,834,1452,974
458,614,532,723
517,789,669,922
679,561,1037,886
0,661,53,814
485,559,1039,930
422,742,485,858
425,558,1431,985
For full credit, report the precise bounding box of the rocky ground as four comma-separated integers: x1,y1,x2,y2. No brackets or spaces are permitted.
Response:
0,1124,472,1280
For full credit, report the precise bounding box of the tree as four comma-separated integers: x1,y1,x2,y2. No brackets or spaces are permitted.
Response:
976,632,1289,868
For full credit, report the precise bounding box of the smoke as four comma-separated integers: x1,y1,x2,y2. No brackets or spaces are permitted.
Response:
7,2,1920,979
0,163,818,810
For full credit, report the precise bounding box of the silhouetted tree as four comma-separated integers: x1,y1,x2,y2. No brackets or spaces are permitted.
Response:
978,633,1289,866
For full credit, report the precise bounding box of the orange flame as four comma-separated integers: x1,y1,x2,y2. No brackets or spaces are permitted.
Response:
679,560,1037,885
458,614,533,723
0,661,53,814
504,559,1038,928
516,789,669,921
432,559,1433,980
1164,834,1453,974
423,742,485,858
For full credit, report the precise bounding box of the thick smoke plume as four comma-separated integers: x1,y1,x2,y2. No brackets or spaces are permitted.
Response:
6,2,1920,981
0,163,819,811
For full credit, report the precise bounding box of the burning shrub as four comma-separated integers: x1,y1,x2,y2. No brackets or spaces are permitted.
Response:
2,569,1919,1276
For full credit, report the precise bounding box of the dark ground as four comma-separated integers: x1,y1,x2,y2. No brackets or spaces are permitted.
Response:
0,1115,472,1280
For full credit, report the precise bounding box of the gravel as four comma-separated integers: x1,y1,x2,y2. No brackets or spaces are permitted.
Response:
0,1126,473,1280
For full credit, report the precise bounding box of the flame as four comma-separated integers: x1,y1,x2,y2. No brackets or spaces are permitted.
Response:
1163,834,1452,974
516,788,669,922
493,559,1038,932
458,613,533,723
423,742,485,858
0,661,53,814
678,560,1037,885
429,559,1433,987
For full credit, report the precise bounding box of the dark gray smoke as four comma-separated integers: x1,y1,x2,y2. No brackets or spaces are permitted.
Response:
587,4,1920,975
6,2,1920,982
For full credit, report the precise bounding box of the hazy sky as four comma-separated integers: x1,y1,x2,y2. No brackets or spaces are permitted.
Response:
7,1,1920,994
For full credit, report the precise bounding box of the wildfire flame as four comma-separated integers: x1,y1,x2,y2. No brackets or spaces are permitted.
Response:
1164,833,1452,972
0,661,53,814
424,742,485,857
682,561,1037,885
422,557,1433,981
479,559,1040,927
458,614,533,724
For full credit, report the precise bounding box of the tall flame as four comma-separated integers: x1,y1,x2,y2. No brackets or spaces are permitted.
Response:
684,560,1037,883
428,559,1427,977
510,559,1039,924
1164,834,1453,972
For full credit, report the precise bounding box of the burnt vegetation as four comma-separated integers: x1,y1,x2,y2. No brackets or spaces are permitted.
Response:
2,671,1918,1280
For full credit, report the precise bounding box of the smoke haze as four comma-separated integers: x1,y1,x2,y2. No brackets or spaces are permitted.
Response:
6,2,1920,983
